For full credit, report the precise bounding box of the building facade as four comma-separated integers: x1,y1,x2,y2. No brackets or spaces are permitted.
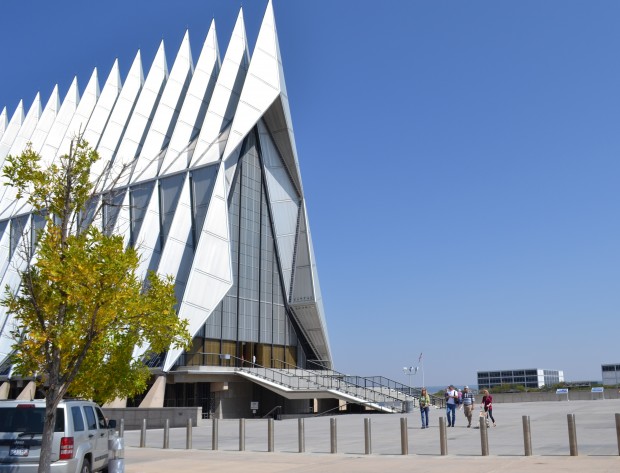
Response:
0,1,333,417
602,364,620,386
477,369,564,389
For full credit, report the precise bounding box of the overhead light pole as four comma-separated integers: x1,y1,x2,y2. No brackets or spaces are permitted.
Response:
403,366,416,396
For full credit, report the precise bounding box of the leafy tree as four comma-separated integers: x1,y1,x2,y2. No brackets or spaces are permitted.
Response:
2,137,190,473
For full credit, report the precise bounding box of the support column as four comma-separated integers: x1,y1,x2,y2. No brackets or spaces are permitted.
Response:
16,381,36,400
104,398,128,408
0,382,10,400
139,376,166,408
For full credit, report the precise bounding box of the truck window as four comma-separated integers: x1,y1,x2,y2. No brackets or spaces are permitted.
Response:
71,406,85,431
83,406,98,430
0,407,64,433
95,407,107,429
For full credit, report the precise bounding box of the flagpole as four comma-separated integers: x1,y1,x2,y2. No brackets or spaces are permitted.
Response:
418,352,424,388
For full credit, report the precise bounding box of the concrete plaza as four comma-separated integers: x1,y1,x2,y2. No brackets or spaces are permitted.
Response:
121,399,620,472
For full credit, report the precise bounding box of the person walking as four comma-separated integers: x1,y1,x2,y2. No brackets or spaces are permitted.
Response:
419,388,431,429
445,385,458,427
481,389,496,426
461,386,475,427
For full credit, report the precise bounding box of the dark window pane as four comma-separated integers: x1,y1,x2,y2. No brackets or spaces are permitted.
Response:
71,406,85,432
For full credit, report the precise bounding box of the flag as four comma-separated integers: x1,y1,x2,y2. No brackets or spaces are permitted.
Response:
418,352,423,363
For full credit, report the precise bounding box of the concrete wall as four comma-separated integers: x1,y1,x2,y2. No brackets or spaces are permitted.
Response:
491,388,620,403
102,407,202,430
217,381,314,419
216,381,253,419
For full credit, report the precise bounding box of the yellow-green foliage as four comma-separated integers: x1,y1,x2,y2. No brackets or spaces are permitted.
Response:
2,137,190,405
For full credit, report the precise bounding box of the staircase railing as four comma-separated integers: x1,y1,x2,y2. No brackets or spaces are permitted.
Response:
297,361,416,409
176,353,437,411
262,405,282,419
242,359,407,412
361,375,445,408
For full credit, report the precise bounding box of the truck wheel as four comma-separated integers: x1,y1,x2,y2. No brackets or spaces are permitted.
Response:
80,458,92,473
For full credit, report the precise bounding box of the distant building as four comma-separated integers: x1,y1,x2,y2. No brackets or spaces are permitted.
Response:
602,364,620,386
477,369,564,389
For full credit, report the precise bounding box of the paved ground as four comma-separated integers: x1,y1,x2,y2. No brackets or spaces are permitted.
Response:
121,399,620,472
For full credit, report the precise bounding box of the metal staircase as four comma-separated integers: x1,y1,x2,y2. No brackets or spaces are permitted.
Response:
235,362,425,413
176,353,445,414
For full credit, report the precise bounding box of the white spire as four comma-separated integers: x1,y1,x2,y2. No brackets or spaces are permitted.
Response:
190,8,249,168
159,20,221,176
110,41,168,189
82,59,122,150
0,107,7,141
130,30,194,184
94,50,145,188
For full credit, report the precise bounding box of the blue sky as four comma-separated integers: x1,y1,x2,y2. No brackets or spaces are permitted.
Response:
1,1,619,387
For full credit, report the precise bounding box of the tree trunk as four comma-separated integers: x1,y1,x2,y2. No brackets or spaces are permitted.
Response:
38,346,64,473
37,386,60,473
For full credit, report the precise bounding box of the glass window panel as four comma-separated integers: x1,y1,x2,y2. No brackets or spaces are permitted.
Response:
159,173,185,246
286,345,297,366
71,406,85,432
31,212,46,253
129,182,155,245
0,220,7,242
205,339,221,365
78,197,98,233
103,189,126,235
83,406,97,430
191,164,218,243
273,346,285,368
10,215,29,259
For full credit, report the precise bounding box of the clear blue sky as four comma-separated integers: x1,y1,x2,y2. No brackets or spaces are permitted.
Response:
1,1,618,388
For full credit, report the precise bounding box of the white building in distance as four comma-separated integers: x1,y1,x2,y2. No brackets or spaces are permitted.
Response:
477,369,564,389
602,364,620,386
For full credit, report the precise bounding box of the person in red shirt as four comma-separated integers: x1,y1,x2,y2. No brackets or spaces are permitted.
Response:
481,389,496,426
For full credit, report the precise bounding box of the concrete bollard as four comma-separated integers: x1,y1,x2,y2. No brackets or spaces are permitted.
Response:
186,418,192,450
119,418,124,438
239,418,245,451
615,413,620,456
298,418,305,453
212,419,219,451
163,419,169,449
479,415,489,456
268,418,275,452
522,415,532,456
364,418,372,455
439,417,447,455
400,417,408,455
330,418,337,454
567,414,578,456
139,419,146,448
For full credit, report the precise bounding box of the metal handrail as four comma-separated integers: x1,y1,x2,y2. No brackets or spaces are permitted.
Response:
239,359,405,411
304,361,445,409
262,405,282,419
303,361,415,407
178,353,414,412
362,375,445,408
